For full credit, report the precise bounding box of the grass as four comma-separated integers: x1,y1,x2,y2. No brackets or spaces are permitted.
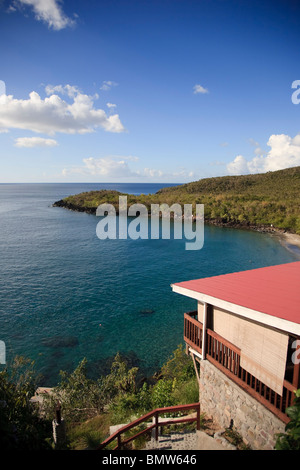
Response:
66,413,112,450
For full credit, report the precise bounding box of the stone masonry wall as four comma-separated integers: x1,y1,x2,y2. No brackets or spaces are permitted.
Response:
199,360,286,450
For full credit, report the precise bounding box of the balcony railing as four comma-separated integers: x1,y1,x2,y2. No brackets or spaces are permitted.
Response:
184,311,203,355
184,311,296,424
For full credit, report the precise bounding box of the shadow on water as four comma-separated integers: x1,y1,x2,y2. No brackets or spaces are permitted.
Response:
41,336,79,348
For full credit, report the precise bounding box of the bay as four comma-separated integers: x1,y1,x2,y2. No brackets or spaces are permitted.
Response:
0,183,299,385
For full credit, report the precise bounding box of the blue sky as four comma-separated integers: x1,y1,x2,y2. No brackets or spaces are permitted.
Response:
0,0,300,183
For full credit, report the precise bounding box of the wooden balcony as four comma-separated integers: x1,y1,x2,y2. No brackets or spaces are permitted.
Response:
184,311,203,355
184,311,296,423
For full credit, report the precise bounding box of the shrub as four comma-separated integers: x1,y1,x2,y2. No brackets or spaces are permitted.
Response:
275,389,300,450
0,356,52,450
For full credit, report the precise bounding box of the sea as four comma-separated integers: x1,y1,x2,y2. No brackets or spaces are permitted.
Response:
0,182,299,386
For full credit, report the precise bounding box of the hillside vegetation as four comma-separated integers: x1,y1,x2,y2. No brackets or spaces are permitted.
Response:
0,346,198,450
54,166,300,234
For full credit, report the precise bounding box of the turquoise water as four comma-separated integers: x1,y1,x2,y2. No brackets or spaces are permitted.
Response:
0,183,299,385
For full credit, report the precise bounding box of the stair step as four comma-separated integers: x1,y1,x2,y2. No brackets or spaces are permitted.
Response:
143,430,235,451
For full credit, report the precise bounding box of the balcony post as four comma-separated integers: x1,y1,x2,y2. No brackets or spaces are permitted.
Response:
196,403,201,430
202,302,208,360
155,411,159,441
292,339,300,393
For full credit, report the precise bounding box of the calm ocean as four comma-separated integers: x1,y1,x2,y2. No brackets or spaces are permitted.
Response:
0,183,299,385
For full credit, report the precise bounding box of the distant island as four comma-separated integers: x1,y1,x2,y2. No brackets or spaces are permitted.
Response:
53,166,300,246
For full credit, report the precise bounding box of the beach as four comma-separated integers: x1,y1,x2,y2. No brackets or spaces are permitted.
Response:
276,231,300,256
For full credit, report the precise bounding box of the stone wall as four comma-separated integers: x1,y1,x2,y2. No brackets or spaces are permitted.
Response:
199,359,286,450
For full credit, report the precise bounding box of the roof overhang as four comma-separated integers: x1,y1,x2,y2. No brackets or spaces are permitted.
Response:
171,282,300,337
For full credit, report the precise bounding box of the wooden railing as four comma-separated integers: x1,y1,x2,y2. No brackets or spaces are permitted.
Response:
184,312,296,424
184,311,203,355
97,403,201,450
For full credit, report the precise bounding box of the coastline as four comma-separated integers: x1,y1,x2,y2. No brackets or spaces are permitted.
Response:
53,198,300,257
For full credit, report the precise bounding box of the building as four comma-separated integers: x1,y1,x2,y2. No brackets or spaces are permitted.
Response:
171,261,300,449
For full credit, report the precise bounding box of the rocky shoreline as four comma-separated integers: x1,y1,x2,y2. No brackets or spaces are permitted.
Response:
53,199,97,215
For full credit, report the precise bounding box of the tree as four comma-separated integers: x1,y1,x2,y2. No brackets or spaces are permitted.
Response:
42,358,104,422
0,356,51,450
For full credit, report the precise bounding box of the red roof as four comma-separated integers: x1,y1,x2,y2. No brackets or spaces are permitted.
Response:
173,261,300,326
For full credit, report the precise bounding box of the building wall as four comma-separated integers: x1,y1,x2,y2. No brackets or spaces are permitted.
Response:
196,300,289,396
197,300,204,323
199,359,286,450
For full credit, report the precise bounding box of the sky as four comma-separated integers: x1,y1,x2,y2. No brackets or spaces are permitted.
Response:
0,0,300,183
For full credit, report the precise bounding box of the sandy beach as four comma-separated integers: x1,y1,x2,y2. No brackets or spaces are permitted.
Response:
275,231,300,256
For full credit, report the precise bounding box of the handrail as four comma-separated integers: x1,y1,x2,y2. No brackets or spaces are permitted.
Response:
97,402,200,450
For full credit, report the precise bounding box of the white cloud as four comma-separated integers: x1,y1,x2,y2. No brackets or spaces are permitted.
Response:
100,81,118,91
14,136,58,147
227,155,249,175
81,156,136,178
45,84,81,98
193,84,209,94
0,85,125,135
62,156,196,181
63,156,138,179
227,133,300,175
13,0,76,30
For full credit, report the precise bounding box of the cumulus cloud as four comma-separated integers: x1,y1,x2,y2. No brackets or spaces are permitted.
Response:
0,85,125,135
12,0,76,30
45,84,80,98
62,156,138,179
81,156,137,178
193,84,209,94
227,133,300,175
14,136,58,147
62,156,195,181
227,155,249,175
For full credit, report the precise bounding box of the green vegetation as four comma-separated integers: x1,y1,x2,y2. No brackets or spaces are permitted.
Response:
54,166,300,234
0,356,52,450
0,345,198,450
275,389,300,450
2,350,300,450
222,426,251,450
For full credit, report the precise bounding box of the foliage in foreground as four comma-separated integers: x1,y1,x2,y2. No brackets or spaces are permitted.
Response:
51,345,198,449
0,345,198,449
2,349,300,450
275,389,300,450
42,344,198,427
0,356,51,450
